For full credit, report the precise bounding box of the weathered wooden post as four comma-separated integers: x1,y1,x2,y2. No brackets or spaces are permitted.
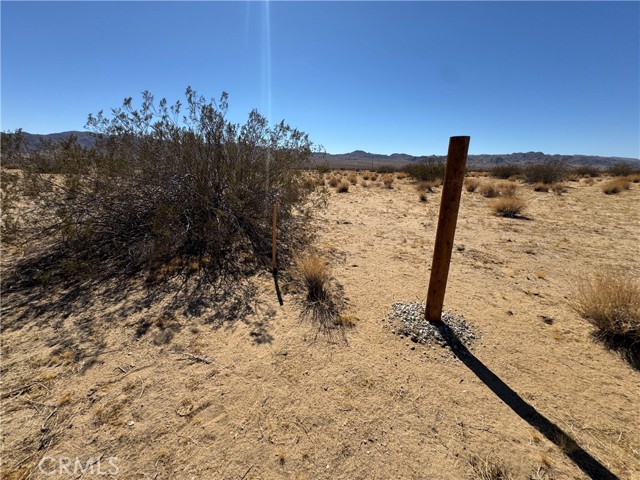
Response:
426,136,470,322
271,203,284,306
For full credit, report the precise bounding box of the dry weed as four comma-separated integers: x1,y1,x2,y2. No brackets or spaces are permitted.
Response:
469,456,513,480
601,178,631,195
336,181,350,193
490,197,526,218
295,253,331,303
533,183,550,192
465,178,481,192
498,181,517,197
479,182,500,198
572,269,639,341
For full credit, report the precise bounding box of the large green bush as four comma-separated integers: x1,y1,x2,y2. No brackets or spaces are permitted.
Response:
5,88,317,285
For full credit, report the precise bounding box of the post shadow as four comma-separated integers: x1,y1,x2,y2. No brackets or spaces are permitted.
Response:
433,322,620,480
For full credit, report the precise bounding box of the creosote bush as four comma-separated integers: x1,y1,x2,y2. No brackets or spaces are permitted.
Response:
401,161,446,182
490,164,522,179
523,162,568,185
5,88,318,285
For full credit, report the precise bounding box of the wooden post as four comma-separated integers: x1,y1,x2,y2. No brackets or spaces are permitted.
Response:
271,203,284,306
426,136,470,322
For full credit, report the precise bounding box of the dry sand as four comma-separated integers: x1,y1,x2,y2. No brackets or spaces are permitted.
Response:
1,173,639,479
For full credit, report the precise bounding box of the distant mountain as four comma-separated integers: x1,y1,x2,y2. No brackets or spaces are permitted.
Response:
4,131,638,170
9,131,97,151
313,150,640,170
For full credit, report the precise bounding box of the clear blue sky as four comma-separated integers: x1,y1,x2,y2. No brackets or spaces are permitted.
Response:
2,1,639,157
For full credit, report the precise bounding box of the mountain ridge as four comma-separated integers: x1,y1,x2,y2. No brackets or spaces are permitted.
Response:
5,130,639,169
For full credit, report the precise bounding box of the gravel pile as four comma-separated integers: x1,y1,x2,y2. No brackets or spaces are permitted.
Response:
389,302,477,348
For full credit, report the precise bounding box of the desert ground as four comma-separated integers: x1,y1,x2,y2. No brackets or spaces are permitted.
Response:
2,171,639,479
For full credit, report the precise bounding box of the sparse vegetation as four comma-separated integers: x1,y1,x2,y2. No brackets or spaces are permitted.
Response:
479,181,500,198
382,174,394,189
497,181,517,197
490,197,526,218
533,182,550,192
296,253,331,303
551,182,567,195
490,164,522,179
601,178,630,194
469,456,513,480
401,161,446,182
573,269,639,343
523,162,568,185
465,178,481,192
336,180,350,193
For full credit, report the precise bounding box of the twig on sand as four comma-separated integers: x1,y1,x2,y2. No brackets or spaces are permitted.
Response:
175,351,225,369
240,465,255,479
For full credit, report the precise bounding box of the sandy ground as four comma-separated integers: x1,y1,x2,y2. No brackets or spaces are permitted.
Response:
1,172,639,480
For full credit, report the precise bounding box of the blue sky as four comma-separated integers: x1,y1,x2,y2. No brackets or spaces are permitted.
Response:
2,1,639,157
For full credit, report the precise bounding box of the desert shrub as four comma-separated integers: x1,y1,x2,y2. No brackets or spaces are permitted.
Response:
315,164,331,174
395,171,408,180
551,182,567,195
627,173,640,183
382,174,394,189
497,181,517,197
573,269,639,345
601,178,630,194
490,164,522,179
464,178,480,192
370,173,378,181
607,162,638,177
533,182,550,192
328,176,339,188
360,180,370,188
523,162,568,184
418,192,428,202
490,197,526,218
336,181,350,193
572,165,601,178
362,173,370,180
0,171,22,244
347,173,358,185
479,181,500,198
401,161,446,182
7,88,317,284
375,165,397,174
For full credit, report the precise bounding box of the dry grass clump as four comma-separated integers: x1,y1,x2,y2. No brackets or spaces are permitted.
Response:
295,253,331,303
382,175,394,189
328,176,339,188
360,180,370,188
490,197,526,218
370,173,378,181
418,192,428,202
497,181,517,197
479,181,500,198
336,181,350,193
362,173,371,180
533,183,550,192
551,182,566,195
395,171,408,180
572,269,639,342
469,456,513,480
465,178,481,192
347,173,358,185
601,178,631,194
627,173,640,183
